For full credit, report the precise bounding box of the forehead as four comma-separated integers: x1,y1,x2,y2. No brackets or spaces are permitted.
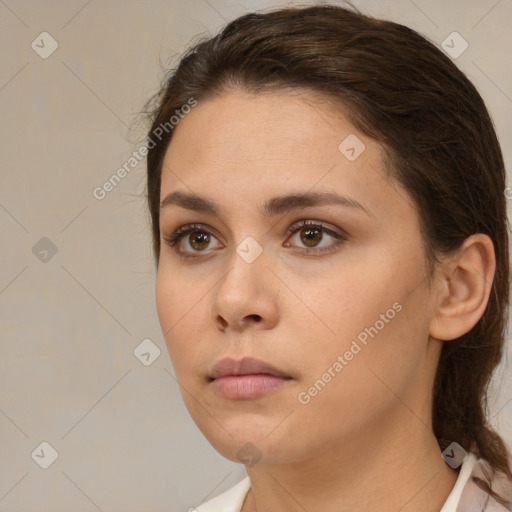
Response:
159,88,410,221
166,88,358,162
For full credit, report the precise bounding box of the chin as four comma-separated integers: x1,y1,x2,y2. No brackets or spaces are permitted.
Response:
192,412,308,466
209,435,297,467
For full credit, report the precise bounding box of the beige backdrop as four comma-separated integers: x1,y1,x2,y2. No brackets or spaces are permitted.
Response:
1,0,511,510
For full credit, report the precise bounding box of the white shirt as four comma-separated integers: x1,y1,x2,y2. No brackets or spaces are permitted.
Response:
195,453,478,512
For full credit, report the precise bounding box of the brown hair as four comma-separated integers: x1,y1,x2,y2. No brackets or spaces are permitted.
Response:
144,1,511,499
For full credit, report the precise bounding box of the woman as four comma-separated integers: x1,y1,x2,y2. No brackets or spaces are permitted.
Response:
144,3,512,510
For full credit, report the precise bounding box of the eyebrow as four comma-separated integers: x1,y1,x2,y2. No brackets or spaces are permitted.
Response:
160,190,373,217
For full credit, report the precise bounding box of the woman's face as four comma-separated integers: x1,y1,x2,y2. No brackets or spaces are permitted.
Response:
156,88,442,465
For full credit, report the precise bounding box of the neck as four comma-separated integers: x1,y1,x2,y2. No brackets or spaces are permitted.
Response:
242,409,459,512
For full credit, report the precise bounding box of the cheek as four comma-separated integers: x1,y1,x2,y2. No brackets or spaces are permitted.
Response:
290,306,429,451
294,258,429,400
155,268,180,332
300,266,400,356
156,262,209,324
155,267,207,369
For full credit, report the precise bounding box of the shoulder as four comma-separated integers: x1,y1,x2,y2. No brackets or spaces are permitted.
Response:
193,477,251,512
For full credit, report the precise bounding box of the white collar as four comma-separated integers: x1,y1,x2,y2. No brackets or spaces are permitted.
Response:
440,452,478,511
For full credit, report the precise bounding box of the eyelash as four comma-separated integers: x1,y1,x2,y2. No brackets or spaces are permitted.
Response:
162,220,347,259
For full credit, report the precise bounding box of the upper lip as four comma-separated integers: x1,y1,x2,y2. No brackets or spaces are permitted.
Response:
210,357,291,379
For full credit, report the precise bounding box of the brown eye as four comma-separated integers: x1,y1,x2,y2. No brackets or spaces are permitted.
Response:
300,227,323,247
285,220,347,254
188,231,210,251
162,223,222,257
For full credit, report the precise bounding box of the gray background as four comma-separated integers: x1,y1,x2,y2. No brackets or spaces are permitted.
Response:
0,0,511,510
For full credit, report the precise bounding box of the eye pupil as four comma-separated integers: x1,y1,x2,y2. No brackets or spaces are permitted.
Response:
301,227,322,247
190,231,210,250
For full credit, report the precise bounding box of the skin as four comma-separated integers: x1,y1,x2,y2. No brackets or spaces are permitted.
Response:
155,88,495,511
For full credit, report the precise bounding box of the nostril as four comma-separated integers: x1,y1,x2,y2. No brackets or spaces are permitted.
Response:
247,314,262,322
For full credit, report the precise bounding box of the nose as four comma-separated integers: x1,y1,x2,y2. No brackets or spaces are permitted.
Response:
210,246,280,333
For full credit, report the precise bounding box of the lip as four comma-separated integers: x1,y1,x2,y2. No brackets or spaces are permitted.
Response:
210,357,290,379
210,357,292,399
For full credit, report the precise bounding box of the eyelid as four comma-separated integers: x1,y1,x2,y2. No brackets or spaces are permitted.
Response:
285,219,347,238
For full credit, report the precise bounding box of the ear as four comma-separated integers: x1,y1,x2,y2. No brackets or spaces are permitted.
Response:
429,234,496,341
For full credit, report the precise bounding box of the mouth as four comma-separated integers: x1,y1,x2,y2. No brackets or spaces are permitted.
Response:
209,357,293,399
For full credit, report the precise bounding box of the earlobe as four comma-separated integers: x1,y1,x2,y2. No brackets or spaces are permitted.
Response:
429,234,496,341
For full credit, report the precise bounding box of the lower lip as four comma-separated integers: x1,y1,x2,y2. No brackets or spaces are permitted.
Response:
211,374,291,399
